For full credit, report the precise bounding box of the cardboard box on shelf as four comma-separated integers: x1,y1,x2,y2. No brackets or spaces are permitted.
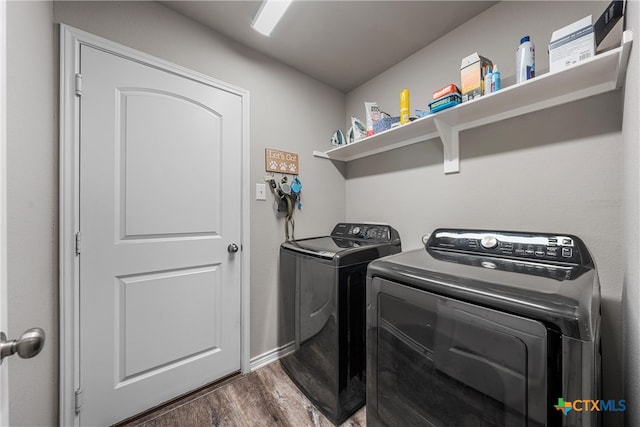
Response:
460,53,492,102
549,15,595,73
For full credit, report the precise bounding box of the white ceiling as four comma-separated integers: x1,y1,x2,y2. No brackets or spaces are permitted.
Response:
160,1,498,92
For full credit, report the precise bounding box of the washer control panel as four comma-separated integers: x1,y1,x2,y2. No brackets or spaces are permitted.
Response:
331,223,400,243
427,229,591,266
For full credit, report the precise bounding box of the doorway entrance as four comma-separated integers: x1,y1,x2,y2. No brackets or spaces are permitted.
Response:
60,25,250,426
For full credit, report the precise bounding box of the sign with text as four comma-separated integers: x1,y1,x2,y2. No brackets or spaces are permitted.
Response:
265,148,299,174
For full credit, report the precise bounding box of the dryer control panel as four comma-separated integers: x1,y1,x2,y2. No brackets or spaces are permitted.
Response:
427,229,592,266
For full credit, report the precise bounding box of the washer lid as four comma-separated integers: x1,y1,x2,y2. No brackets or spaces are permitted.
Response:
282,236,387,259
281,236,342,259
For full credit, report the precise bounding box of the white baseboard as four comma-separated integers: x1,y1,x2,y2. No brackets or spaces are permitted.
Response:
249,342,295,371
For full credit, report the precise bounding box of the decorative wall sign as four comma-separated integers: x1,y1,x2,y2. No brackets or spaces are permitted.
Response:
265,148,299,174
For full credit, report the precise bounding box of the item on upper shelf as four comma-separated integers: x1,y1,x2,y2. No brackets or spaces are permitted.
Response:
400,89,410,124
330,129,345,146
364,101,382,137
549,17,593,73
491,64,501,92
432,84,460,100
594,1,624,47
460,52,493,102
428,93,461,113
516,36,535,83
347,116,367,143
484,66,493,95
373,116,400,134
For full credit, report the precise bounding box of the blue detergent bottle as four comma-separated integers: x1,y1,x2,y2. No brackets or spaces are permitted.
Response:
492,64,501,92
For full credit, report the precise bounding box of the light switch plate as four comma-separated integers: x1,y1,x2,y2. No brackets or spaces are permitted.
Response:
256,183,267,201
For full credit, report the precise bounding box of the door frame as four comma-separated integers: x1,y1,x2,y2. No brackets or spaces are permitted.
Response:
59,24,251,426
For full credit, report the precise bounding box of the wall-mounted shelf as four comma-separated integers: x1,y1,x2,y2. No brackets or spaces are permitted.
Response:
314,30,633,174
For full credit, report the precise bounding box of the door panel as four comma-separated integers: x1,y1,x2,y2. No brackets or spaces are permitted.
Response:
117,264,221,380
119,90,222,238
80,45,242,426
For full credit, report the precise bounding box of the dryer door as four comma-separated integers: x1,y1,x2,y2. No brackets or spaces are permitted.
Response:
368,277,552,427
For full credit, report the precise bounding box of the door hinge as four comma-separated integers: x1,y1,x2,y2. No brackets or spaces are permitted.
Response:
75,231,82,255
75,388,83,414
75,73,82,97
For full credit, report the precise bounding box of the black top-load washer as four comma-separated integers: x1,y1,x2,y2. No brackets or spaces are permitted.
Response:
366,229,601,427
279,223,401,425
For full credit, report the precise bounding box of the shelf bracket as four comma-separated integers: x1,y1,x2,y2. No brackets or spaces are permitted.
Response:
616,30,633,88
434,119,459,174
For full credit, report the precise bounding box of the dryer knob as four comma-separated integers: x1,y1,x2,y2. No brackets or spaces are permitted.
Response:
481,235,499,249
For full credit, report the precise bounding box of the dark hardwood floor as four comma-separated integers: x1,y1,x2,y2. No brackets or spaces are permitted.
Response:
116,361,366,427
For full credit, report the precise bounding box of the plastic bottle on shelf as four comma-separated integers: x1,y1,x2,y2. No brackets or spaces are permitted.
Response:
484,66,493,95
400,89,410,124
492,64,501,92
516,36,535,83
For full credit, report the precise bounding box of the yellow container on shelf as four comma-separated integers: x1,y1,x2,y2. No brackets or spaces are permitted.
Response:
400,89,410,124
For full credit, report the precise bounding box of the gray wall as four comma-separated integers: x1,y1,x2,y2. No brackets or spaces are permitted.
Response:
344,1,628,426
7,1,345,425
623,1,640,426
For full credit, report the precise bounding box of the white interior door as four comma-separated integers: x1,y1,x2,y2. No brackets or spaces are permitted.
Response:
0,1,7,424
78,44,243,426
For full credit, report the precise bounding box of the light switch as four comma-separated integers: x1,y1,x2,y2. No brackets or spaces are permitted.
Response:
256,183,267,201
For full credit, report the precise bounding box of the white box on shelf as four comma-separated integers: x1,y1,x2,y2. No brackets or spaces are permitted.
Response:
549,15,595,73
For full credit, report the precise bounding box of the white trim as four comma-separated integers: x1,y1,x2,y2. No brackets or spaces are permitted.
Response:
240,76,251,375
249,342,295,371
59,24,251,426
0,1,8,424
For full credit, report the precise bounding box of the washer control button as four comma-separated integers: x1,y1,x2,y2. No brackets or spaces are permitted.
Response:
480,235,499,249
481,261,498,269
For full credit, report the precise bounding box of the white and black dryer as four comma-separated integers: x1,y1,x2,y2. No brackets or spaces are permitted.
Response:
366,228,601,427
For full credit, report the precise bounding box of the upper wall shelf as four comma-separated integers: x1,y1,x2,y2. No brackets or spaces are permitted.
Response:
314,30,633,174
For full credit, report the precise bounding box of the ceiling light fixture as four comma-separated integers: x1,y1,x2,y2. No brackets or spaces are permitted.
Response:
251,0,293,37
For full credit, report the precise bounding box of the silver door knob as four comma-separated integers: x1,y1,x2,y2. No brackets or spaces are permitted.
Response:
227,243,239,253
0,328,45,364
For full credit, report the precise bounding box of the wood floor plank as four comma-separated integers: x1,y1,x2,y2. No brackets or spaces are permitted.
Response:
117,361,366,427
225,370,293,426
256,362,333,427
114,372,244,426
